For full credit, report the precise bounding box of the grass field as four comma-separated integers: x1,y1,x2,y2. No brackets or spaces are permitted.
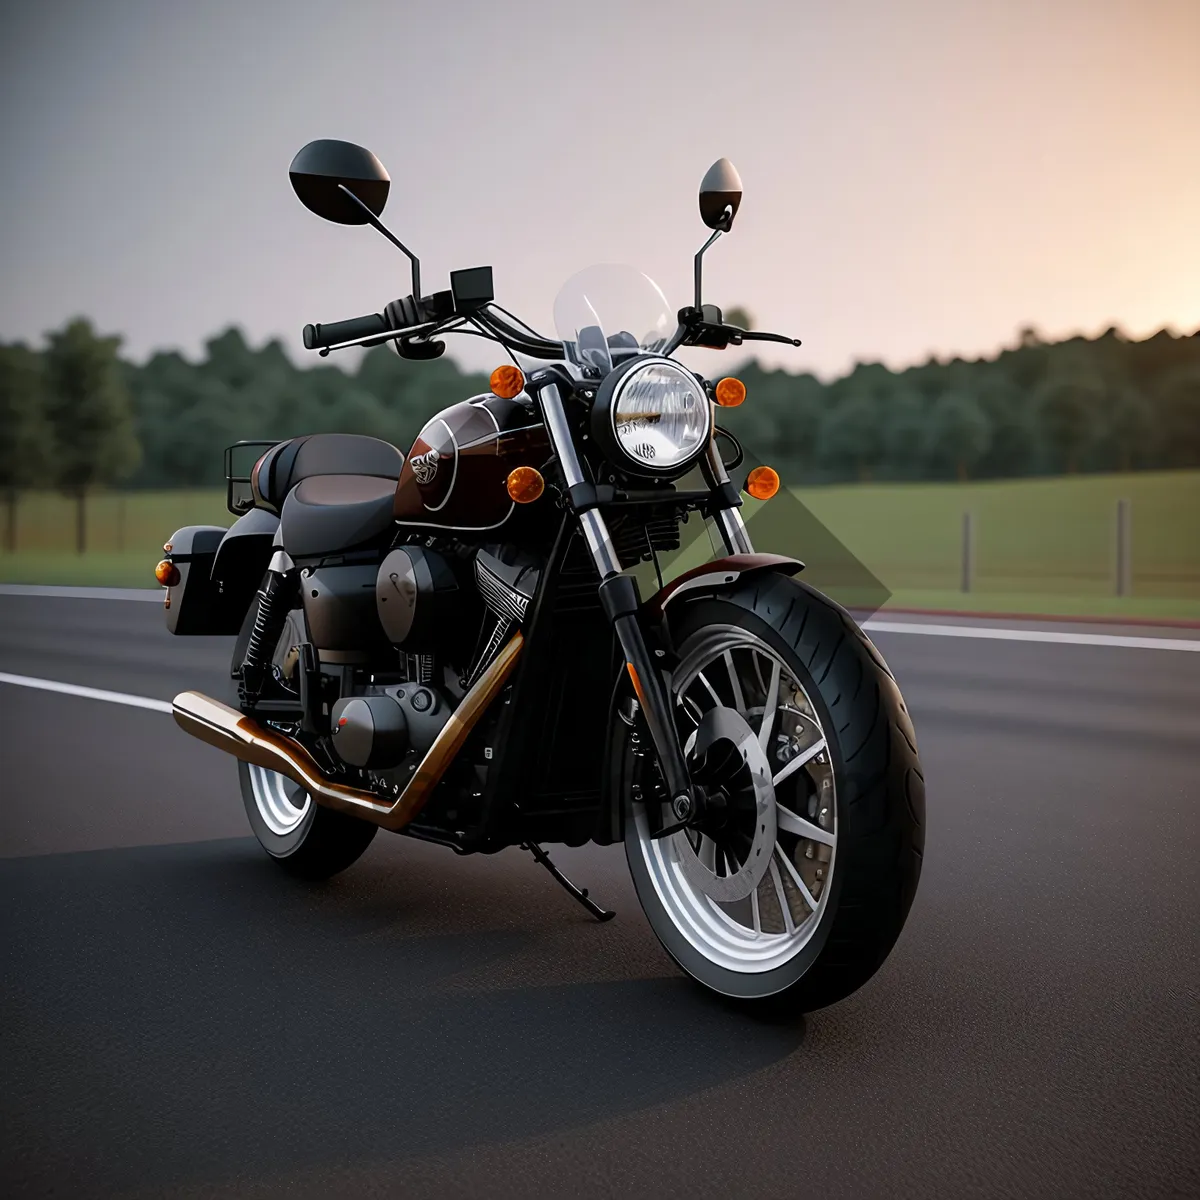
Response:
793,469,1200,620
2,471,1198,621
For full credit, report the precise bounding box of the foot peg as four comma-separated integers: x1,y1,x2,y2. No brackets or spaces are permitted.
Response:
521,842,615,923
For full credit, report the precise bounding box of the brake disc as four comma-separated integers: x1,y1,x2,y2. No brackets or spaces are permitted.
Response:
673,706,776,903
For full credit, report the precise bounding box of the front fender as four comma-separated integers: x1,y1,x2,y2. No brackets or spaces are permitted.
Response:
642,553,804,621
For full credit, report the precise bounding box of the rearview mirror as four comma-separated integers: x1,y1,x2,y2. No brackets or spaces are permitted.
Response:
699,158,743,231
289,139,390,225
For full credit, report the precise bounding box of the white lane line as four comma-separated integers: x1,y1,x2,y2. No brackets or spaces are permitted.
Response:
863,620,1200,653
0,672,173,713
0,584,163,601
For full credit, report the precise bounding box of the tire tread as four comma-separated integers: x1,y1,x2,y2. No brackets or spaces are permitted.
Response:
648,573,925,1011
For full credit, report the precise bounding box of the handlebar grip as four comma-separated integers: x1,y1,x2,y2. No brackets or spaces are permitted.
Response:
302,312,390,351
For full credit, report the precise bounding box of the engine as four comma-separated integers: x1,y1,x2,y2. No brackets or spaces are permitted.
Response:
316,539,542,773
329,684,451,769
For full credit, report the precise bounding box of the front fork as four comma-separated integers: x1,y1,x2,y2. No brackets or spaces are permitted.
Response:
535,379,754,820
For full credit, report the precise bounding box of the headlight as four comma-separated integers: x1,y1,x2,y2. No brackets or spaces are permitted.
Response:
605,359,711,472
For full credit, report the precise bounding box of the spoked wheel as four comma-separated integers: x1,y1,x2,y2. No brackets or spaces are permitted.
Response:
235,597,377,880
622,576,924,1009
638,625,837,972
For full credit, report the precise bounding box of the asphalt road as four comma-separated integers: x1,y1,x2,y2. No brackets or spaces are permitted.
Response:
1,592,1198,1199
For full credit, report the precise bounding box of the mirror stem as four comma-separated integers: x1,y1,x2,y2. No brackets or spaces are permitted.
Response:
336,183,421,299
693,227,723,309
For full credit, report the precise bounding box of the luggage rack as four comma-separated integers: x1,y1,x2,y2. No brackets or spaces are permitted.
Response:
224,440,278,515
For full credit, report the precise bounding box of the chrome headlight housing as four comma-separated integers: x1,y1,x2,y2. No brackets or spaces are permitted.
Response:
594,357,712,475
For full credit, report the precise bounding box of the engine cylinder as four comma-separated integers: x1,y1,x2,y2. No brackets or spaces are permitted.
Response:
375,546,460,651
329,695,409,769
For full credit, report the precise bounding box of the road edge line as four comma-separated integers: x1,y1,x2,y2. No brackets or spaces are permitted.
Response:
0,672,174,713
0,584,163,601
862,620,1200,652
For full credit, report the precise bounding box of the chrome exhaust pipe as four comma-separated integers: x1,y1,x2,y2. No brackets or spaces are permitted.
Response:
172,633,523,832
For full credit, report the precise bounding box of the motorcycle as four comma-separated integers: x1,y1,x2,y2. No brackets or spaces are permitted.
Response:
160,139,924,1008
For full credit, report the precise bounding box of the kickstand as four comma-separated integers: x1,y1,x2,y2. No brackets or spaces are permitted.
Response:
520,842,615,923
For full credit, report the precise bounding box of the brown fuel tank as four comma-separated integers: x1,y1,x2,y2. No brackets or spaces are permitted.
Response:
393,394,551,532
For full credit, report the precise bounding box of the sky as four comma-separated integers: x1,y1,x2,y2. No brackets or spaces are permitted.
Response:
1,0,1197,381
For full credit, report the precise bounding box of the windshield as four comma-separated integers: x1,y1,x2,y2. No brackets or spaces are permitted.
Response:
552,264,674,375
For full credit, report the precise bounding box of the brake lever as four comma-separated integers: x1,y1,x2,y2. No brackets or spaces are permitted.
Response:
671,307,801,350
739,329,802,346
314,291,460,357
316,319,440,356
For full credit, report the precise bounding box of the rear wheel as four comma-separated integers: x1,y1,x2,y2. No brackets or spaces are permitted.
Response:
234,597,377,880
238,760,377,880
620,574,924,1009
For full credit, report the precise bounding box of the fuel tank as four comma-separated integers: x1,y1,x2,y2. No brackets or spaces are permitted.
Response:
394,393,551,532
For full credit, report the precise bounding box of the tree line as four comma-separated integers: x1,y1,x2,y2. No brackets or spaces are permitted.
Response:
720,313,1200,484
1,316,1198,550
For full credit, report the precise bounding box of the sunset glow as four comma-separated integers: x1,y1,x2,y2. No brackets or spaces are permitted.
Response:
1,0,1196,378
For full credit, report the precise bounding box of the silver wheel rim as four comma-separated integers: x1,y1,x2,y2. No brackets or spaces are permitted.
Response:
631,624,837,974
248,765,312,837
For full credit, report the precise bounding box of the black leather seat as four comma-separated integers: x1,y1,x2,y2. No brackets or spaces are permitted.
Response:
280,474,398,559
252,433,405,513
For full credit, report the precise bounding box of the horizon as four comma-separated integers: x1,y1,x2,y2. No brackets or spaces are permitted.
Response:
2,0,1197,383
12,313,1196,389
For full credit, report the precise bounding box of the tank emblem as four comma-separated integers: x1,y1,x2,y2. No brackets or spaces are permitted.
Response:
410,448,440,484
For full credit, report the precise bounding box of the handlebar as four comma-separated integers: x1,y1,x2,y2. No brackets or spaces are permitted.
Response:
300,292,565,361
302,312,391,351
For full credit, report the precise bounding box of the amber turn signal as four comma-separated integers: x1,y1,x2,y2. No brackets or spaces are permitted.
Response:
714,377,746,407
490,365,525,399
744,466,780,501
506,466,545,504
155,559,181,587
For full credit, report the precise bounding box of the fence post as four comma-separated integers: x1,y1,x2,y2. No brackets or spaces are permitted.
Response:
4,489,15,554
1115,498,1132,597
961,510,974,594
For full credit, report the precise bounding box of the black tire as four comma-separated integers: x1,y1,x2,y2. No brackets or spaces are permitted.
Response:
620,572,924,1010
238,761,377,880
233,592,377,881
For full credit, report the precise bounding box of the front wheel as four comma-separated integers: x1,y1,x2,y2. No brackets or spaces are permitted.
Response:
620,574,924,1009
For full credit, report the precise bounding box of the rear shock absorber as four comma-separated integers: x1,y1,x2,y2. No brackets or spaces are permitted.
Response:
240,551,299,702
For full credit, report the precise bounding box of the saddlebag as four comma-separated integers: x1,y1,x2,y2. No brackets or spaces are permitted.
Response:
163,525,229,635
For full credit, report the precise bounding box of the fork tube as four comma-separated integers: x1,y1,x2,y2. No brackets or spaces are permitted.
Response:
537,381,622,577
533,378,693,807
701,439,754,555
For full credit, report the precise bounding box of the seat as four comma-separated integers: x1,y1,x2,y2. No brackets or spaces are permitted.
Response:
279,474,397,559
252,433,405,513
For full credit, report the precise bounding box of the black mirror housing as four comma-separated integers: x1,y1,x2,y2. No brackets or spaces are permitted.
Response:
699,158,743,231
289,140,390,225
